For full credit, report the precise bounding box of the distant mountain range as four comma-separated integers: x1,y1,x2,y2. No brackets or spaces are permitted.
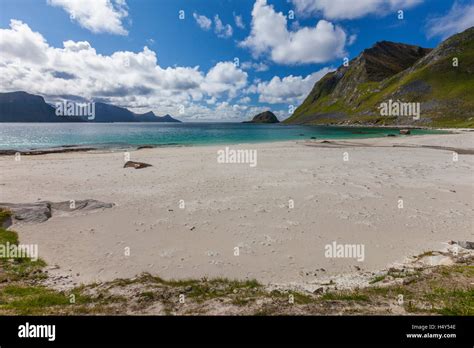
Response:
285,27,474,128
0,91,181,123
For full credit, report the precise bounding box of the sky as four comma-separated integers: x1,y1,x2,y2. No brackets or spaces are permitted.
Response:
0,0,473,121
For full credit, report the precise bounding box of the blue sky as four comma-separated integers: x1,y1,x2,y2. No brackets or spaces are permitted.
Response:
0,0,473,121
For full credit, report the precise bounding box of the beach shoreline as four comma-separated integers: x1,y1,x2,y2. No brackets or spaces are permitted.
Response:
1,132,473,291
0,123,461,155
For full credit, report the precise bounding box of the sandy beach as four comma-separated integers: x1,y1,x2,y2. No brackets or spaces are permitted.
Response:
1,132,473,289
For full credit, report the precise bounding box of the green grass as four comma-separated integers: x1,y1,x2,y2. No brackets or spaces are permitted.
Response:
408,288,474,316
369,275,386,284
321,292,370,302
0,210,47,282
1,208,473,315
0,283,125,315
0,285,70,314
138,291,156,302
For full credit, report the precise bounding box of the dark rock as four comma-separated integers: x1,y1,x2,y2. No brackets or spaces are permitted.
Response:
243,111,279,123
0,147,97,157
137,145,155,150
124,161,152,169
456,241,474,250
313,287,324,294
0,202,52,223
0,213,13,229
396,79,432,96
50,200,114,212
0,199,114,224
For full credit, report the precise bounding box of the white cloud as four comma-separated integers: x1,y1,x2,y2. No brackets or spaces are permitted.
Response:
214,15,233,38
47,0,129,35
426,2,474,39
241,61,269,72
0,20,249,120
348,34,357,45
238,96,251,104
290,0,423,20
202,62,247,97
249,67,334,104
62,40,92,52
240,0,347,65
234,13,246,29
206,96,217,105
175,101,270,122
0,19,49,63
193,13,233,39
193,13,212,31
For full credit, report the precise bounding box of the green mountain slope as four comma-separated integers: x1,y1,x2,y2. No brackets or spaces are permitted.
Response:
285,27,474,128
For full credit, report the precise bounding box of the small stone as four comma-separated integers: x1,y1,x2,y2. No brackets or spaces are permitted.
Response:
123,161,152,169
312,287,324,294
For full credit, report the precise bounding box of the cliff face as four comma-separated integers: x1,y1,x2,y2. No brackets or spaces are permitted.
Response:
285,27,474,128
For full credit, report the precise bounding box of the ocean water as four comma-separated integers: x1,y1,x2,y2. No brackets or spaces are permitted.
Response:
0,123,444,150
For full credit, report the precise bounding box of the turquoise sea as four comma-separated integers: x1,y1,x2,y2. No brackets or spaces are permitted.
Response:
0,123,444,150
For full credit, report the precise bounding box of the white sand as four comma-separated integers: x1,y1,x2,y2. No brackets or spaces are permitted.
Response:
1,132,473,287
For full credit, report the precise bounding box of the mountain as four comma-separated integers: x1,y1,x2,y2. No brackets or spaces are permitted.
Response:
94,102,135,122
0,91,73,122
243,111,279,123
135,111,181,123
285,27,474,128
158,114,181,123
0,91,181,123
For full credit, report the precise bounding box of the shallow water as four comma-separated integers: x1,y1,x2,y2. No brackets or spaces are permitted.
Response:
0,122,444,150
